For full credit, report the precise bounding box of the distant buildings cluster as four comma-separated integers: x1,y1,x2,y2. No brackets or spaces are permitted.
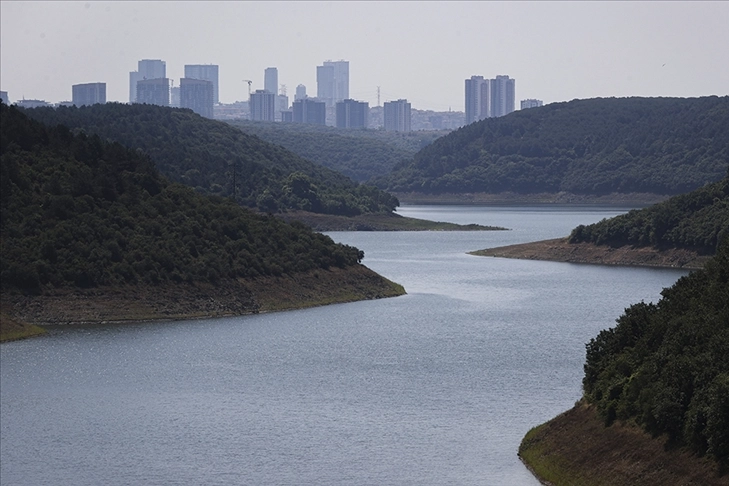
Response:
1,59,545,130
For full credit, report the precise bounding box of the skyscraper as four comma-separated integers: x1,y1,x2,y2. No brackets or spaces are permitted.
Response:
136,78,170,106
264,67,278,94
464,74,515,123
293,98,326,125
250,89,275,121
184,64,219,104
336,99,368,129
384,99,411,132
317,60,349,106
72,82,106,107
129,59,166,103
295,84,307,101
465,75,490,124
180,78,214,118
490,75,515,118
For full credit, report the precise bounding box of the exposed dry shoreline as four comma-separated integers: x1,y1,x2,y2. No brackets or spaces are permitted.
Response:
0,265,405,339
470,237,710,270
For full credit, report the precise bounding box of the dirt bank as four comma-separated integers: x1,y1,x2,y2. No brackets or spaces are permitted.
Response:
0,265,405,329
470,237,709,270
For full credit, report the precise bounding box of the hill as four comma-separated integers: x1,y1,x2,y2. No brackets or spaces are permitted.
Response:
0,102,405,338
471,173,729,268
227,120,447,183
520,237,729,483
20,103,399,217
377,96,729,199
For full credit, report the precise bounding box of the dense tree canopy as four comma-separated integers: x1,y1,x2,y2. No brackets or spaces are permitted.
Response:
569,173,729,254
229,120,447,183
376,97,729,196
583,238,729,469
21,103,399,216
1,103,365,293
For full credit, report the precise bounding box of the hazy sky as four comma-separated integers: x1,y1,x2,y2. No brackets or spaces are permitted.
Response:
2,1,728,111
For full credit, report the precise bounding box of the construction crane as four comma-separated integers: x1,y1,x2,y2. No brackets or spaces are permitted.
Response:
242,80,252,97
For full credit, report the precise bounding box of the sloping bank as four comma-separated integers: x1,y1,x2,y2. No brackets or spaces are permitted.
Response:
1,266,405,341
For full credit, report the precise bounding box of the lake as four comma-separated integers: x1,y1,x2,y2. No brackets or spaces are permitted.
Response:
0,205,688,485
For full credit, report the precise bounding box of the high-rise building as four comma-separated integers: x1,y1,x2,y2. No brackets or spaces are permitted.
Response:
249,89,275,121
264,67,278,94
336,99,368,129
490,75,515,118
317,60,349,107
292,98,326,125
0,91,8,105
129,59,166,103
72,82,106,107
184,64,219,104
465,75,490,124
295,84,307,101
180,78,214,118
383,99,412,132
170,87,181,108
521,99,543,110
464,74,515,123
136,78,170,106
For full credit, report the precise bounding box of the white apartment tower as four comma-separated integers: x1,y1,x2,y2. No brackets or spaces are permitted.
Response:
464,74,515,124
383,99,412,132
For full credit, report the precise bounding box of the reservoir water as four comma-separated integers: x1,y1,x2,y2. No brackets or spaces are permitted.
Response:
1,205,688,485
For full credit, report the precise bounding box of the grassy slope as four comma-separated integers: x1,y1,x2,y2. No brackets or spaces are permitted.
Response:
519,402,728,486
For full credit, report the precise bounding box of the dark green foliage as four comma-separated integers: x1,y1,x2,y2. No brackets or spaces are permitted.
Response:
583,238,729,468
228,119,447,183
569,174,729,254
0,103,365,292
376,97,729,196
21,103,399,216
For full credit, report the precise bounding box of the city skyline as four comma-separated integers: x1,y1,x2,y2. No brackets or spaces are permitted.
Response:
1,2,728,111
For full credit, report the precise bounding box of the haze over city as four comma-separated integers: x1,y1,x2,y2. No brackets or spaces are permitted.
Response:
1,1,728,111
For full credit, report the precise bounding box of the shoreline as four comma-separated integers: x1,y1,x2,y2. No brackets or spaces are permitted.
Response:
470,237,709,270
0,265,405,340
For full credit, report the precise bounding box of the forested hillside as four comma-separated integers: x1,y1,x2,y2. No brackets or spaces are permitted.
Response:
377,96,729,197
228,120,446,182
569,172,729,254
22,103,398,216
0,103,370,293
582,237,729,470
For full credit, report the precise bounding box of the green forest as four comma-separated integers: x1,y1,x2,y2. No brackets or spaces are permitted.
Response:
21,103,399,216
0,103,367,293
376,96,729,196
582,237,729,470
229,120,447,182
569,172,729,254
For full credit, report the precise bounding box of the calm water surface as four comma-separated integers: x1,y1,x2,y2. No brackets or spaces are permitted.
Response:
1,205,687,485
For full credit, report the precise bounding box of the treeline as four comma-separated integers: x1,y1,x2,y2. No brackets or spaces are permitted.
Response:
582,237,729,469
1,103,365,292
376,96,729,196
229,120,446,183
21,103,399,216
569,173,729,254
